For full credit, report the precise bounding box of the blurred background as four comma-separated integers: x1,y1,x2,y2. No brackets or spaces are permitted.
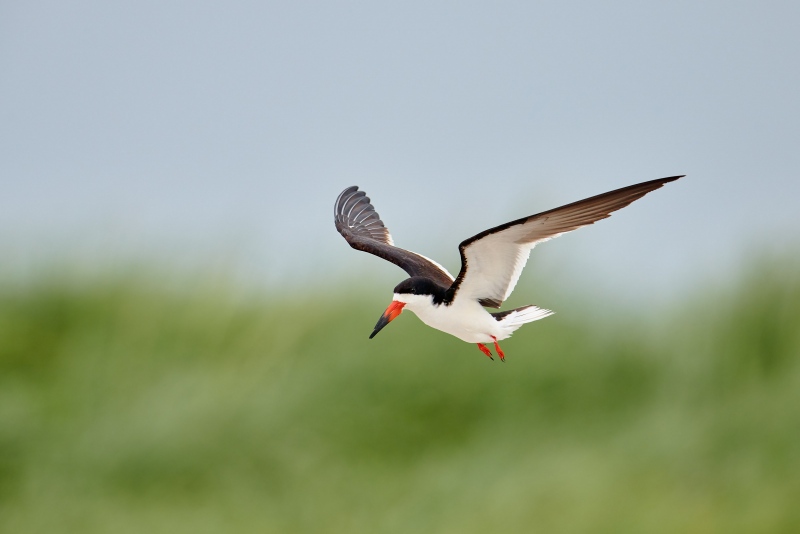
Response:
1,1,799,532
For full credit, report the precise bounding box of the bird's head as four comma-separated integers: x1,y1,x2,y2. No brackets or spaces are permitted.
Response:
369,277,445,339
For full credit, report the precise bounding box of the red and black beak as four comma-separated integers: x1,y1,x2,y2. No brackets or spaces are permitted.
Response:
369,301,405,339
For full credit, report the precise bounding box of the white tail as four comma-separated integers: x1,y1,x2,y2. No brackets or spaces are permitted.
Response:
493,305,554,329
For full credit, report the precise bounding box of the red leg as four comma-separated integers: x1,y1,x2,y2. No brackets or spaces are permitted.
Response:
491,336,505,362
476,343,494,361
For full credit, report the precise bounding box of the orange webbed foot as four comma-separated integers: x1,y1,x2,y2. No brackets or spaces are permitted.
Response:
491,336,505,362
476,343,494,361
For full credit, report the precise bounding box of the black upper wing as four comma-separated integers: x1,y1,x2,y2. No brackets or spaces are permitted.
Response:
334,186,455,288
445,175,684,307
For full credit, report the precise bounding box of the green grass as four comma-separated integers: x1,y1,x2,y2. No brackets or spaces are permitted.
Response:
0,263,799,533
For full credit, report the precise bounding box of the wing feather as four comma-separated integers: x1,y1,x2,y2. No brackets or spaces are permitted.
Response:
335,186,454,287
446,175,683,307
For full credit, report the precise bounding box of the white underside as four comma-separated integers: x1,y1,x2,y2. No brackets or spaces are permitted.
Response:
393,293,553,344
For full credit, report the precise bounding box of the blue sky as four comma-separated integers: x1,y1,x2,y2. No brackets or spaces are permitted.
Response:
2,1,799,303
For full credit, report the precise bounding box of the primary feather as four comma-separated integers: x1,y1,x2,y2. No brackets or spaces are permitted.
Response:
446,176,682,307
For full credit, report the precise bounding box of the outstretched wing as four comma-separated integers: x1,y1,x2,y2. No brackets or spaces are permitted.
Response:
447,176,683,308
334,186,455,287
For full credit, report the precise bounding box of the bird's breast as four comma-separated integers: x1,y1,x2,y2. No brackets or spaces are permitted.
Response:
407,299,499,344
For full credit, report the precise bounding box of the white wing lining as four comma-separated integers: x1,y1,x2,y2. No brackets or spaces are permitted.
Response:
448,176,683,307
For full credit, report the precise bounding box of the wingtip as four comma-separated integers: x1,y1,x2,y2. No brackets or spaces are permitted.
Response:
636,175,684,192
654,175,685,189
335,185,360,205
334,186,364,219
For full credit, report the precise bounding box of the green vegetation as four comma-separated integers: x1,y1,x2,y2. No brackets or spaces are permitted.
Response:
1,263,798,533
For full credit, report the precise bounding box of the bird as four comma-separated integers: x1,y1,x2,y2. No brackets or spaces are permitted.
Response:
334,175,682,361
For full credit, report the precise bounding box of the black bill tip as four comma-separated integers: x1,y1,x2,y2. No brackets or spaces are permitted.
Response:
369,314,390,339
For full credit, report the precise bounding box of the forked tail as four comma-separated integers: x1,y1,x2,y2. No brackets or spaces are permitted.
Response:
491,305,554,330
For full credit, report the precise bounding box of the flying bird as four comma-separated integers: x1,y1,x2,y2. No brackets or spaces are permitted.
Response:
334,176,682,361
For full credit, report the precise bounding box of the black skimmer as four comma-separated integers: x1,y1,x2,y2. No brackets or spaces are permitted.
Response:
335,175,682,361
